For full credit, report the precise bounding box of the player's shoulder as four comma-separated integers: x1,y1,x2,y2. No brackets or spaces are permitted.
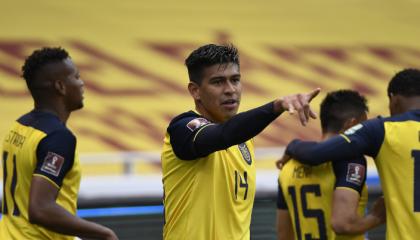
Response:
17,110,75,137
343,116,384,136
382,109,420,123
169,111,200,125
167,111,211,132
280,159,332,179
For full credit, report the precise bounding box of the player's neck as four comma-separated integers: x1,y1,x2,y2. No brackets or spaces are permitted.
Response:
34,101,70,124
321,132,338,140
194,103,223,123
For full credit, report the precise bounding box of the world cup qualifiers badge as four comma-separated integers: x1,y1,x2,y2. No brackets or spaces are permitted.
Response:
346,163,365,186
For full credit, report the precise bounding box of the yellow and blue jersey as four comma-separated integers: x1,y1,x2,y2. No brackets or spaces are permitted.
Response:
162,111,256,240
344,110,420,239
277,157,367,240
286,109,420,239
0,110,81,240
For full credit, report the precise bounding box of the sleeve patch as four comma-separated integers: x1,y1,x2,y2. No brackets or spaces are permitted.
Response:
40,152,65,177
346,163,365,186
186,118,210,131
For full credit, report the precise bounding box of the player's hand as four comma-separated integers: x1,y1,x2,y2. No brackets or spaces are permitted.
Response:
276,153,291,170
275,88,321,126
370,196,386,225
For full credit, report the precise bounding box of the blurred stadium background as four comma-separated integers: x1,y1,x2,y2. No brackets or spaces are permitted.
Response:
1,0,420,239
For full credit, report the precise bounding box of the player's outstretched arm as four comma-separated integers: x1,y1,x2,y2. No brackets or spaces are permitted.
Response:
276,209,295,240
29,176,118,240
331,189,385,234
181,88,321,160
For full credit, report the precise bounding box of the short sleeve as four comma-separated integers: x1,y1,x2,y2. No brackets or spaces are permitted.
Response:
333,156,367,195
34,129,76,187
277,179,288,209
342,117,385,158
168,115,212,160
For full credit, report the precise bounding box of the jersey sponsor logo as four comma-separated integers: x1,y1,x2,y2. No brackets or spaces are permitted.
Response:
238,143,252,165
41,152,65,177
344,123,363,135
186,118,210,131
346,163,365,186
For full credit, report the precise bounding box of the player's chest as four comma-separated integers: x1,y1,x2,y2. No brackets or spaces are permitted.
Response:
212,143,255,171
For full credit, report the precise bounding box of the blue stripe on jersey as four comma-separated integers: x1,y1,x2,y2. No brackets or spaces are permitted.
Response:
77,205,164,218
0,205,164,219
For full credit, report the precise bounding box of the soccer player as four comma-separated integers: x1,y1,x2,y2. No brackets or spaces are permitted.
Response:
161,43,320,240
277,90,385,240
0,47,118,240
279,68,420,239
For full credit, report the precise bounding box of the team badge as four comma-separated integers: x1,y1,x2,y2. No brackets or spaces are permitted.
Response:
238,143,252,165
41,152,65,177
346,163,365,186
344,123,363,135
186,118,210,131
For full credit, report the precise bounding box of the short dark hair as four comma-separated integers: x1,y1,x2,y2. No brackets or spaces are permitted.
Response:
22,47,69,92
388,68,420,97
185,44,239,84
320,90,368,133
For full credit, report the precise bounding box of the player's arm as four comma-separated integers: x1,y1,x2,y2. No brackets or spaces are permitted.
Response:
171,89,320,160
276,181,295,240
28,130,118,240
284,118,384,166
29,177,117,239
330,157,385,234
331,190,385,234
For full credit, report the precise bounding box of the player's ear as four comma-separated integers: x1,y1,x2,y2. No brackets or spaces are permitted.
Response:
54,79,66,95
188,81,200,101
389,94,404,115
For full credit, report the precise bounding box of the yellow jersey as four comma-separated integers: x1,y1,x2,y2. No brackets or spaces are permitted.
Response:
162,111,256,240
0,110,81,240
286,110,420,239
278,158,368,240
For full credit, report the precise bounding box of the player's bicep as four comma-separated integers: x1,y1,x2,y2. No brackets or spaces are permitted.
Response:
331,156,367,232
331,188,360,227
34,130,76,187
168,116,212,160
28,175,60,222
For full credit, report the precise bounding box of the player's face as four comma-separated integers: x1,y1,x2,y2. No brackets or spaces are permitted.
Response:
61,58,85,111
195,63,242,123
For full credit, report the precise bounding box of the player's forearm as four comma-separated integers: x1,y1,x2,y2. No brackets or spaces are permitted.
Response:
332,213,382,235
286,136,359,165
194,101,280,155
29,203,114,239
